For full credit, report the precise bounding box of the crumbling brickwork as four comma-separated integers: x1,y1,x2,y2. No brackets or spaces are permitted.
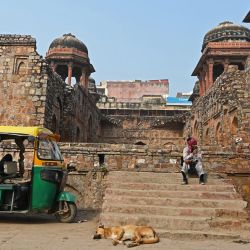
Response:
186,65,250,145
0,34,101,142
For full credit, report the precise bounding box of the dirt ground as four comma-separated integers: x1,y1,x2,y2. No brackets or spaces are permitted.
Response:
0,210,250,250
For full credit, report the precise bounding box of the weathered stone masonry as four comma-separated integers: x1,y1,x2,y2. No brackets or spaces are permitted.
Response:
0,34,101,142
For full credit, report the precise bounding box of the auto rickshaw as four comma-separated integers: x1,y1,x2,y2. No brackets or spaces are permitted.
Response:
0,126,77,222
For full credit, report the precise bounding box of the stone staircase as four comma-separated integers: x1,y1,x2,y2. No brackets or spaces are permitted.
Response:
99,171,250,240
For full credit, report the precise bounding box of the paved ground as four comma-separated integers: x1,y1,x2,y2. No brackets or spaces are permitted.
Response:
0,210,250,250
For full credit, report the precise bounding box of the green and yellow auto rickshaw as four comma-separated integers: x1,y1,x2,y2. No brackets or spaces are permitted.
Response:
0,126,77,222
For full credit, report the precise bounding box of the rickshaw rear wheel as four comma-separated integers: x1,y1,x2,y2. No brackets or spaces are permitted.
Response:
55,202,77,223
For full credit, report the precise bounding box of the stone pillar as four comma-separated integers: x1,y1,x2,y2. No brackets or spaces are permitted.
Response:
198,74,204,96
81,68,86,87
67,63,73,86
85,72,90,89
201,71,206,95
51,61,56,72
208,60,213,88
224,59,229,72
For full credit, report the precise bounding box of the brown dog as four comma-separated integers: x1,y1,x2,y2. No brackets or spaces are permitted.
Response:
93,224,159,247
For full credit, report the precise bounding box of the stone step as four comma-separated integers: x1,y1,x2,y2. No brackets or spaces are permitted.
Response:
109,171,225,179
107,175,230,185
156,229,241,240
105,188,241,200
102,203,248,219
107,182,235,192
103,195,247,209
100,212,244,231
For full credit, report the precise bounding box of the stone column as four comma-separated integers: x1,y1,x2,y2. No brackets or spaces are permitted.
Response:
85,72,90,89
208,60,213,88
51,61,56,72
198,74,204,96
80,68,86,87
224,59,229,72
201,70,206,95
67,63,73,86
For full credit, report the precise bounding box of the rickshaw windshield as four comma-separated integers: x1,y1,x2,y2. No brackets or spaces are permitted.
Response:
38,139,63,161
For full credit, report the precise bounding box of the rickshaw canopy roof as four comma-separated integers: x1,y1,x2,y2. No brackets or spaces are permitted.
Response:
0,126,53,137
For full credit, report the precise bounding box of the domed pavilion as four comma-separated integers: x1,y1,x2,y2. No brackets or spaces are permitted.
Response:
192,21,250,96
46,33,95,89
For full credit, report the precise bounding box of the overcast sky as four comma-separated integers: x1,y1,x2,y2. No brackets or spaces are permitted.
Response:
1,0,249,95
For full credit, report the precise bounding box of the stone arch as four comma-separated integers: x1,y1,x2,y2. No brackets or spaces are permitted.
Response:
213,64,224,82
229,62,244,71
231,117,238,136
55,64,68,81
193,120,198,139
17,61,26,75
215,122,221,144
87,115,93,142
76,127,80,142
135,141,146,145
205,128,210,145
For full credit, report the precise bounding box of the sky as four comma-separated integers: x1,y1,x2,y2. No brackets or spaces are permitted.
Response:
0,0,249,96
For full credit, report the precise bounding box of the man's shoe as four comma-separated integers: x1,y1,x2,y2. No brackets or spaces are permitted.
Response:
181,171,188,185
199,174,205,185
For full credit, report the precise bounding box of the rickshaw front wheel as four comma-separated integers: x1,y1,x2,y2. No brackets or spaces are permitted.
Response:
55,202,77,223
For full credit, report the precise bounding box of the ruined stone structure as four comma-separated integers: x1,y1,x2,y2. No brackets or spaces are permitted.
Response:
185,21,250,207
0,34,101,142
96,79,189,146
1,20,250,212
98,104,187,146
187,21,250,145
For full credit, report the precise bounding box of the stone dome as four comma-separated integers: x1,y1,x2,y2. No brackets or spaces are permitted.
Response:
202,21,250,51
49,33,88,53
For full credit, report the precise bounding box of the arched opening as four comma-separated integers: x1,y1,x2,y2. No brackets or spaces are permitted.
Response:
51,114,57,134
17,62,26,75
76,127,80,142
65,77,77,85
231,117,238,136
205,128,210,145
213,64,224,82
193,120,198,139
87,116,93,142
55,65,68,81
135,141,146,145
72,66,82,84
215,122,221,144
229,63,244,71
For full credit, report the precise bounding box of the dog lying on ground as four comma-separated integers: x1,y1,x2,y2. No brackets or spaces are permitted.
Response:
93,224,160,248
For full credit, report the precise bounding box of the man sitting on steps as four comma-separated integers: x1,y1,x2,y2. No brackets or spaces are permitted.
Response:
181,137,205,185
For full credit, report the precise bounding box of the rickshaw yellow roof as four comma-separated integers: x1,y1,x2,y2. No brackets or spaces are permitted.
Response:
0,126,53,137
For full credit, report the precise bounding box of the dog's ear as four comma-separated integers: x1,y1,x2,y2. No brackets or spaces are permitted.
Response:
98,224,104,228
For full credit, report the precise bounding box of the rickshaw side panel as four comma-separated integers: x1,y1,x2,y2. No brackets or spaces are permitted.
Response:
57,191,76,203
31,166,57,210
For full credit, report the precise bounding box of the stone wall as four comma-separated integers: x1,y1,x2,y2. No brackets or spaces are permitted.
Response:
1,141,250,208
0,34,101,142
0,35,47,126
185,64,250,146
98,107,188,146
59,142,250,208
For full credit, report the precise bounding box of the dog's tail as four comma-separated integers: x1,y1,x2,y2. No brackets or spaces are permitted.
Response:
141,230,160,244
